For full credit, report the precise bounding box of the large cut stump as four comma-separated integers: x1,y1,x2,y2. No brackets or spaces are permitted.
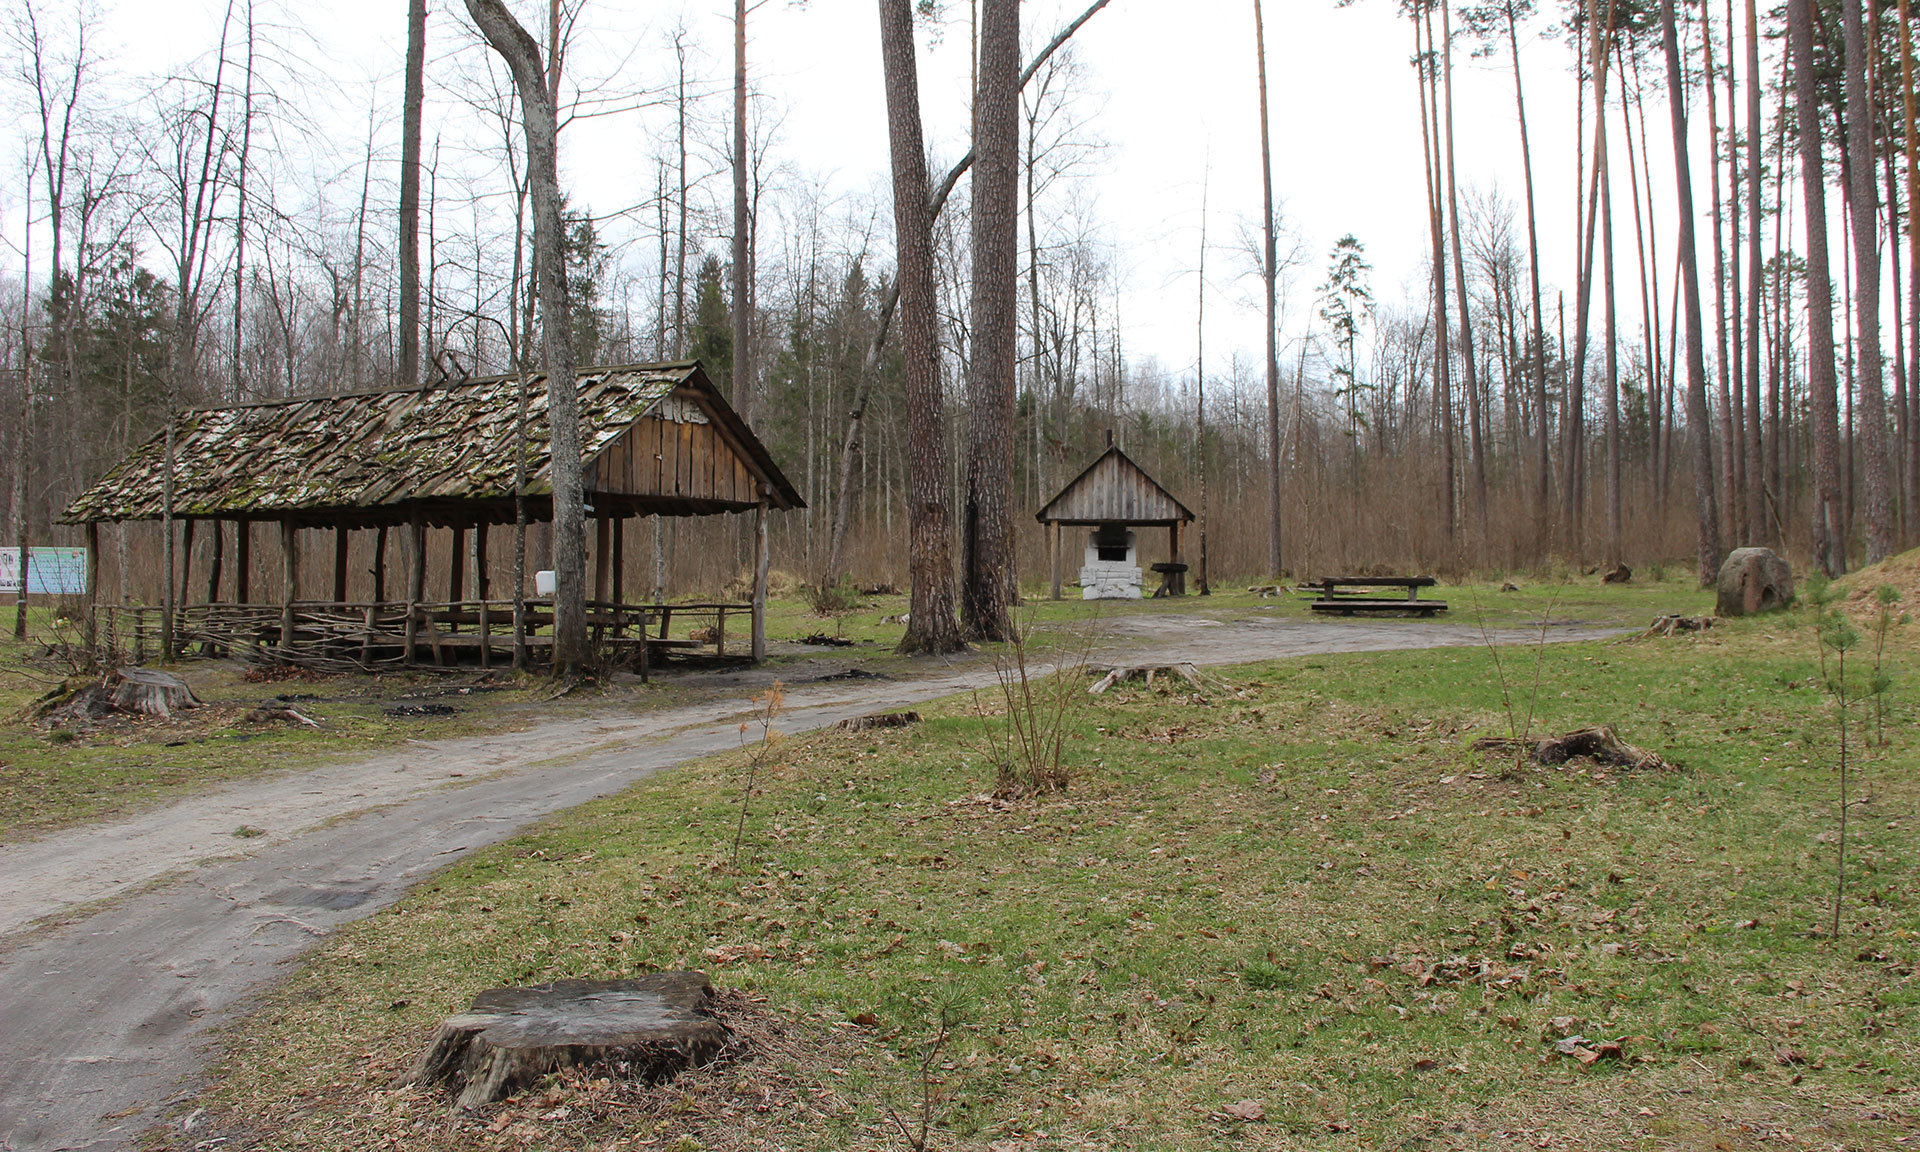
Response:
404,972,730,1109
1715,547,1794,617
110,668,203,718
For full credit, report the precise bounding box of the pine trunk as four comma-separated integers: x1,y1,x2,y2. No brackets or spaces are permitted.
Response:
878,0,963,654
1788,0,1848,575
961,0,1019,642
1662,0,1722,584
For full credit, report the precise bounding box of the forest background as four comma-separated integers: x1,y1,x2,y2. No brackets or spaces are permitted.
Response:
4,0,1917,610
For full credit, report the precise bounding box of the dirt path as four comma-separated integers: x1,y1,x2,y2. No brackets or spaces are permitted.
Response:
0,616,1620,1151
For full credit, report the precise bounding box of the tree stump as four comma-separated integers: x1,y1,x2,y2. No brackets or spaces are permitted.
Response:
109,668,203,719
1471,725,1668,772
404,973,729,1110
1086,662,1211,694
1639,614,1715,639
1715,547,1794,617
837,710,921,732
1602,563,1633,584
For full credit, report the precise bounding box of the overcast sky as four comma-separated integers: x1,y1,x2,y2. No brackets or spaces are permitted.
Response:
10,0,1754,385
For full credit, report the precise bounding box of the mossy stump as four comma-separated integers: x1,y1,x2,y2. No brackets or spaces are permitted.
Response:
404,972,729,1109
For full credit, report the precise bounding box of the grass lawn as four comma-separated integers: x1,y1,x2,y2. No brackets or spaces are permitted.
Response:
2,571,1690,843
162,582,1918,1151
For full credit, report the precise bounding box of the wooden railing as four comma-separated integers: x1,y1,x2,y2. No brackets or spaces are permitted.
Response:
93,598,751,673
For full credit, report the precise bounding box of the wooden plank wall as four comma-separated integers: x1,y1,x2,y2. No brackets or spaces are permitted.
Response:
1044,454,1185,523
588,413,759,505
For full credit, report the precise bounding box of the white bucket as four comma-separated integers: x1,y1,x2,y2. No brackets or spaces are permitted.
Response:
534,569,556,595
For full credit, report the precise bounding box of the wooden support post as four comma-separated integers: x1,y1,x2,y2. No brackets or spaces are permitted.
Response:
206,520,224,604
449,522,467,605
236,520,252,604
178,518,196,616
85,522,100,651
1169,522,1183,596
333,521,350,603
751,492,769,663
405,510,425,664
474,521,490,599
203,521,225,655
1049,521,1062,600
475,521,491,669
611,514,626,616
280,519,299,654
372,524,388,601
594,509,611,604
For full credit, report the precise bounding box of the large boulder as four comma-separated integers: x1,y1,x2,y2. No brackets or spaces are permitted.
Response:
1715,547,1794,617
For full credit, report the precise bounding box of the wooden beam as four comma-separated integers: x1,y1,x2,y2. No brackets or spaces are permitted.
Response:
333,521,351,602
206,519,224,605
751,491,769,662
1049,521,1062,600
476,520,491,669
372,524,388,601
85,521,100,650
594,509,611,603
611,515,625,607
449,522,467,603
405,510,425,664
280,519,299,653
474,521,490,599
236,520,251,603
178,519,196,611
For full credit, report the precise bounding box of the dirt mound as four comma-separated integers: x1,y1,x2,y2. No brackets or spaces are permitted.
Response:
1834,546,1920,620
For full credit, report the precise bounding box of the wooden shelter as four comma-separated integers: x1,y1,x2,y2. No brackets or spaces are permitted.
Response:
61,361,803,670
1035,443,1194,599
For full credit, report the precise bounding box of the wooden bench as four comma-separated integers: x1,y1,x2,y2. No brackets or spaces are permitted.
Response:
1306,576,1447,617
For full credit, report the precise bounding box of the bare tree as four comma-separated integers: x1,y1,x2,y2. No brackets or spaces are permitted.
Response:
399,0,426,388
465,0,586,671
1254,0,1283,580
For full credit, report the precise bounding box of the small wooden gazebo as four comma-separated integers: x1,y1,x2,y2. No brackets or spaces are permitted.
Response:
62,361,803,669
1035,443,1194,599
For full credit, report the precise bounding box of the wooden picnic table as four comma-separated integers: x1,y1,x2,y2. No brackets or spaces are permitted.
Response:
1306,576,1447,617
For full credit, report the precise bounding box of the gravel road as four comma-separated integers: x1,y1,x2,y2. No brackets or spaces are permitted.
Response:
0,614,1621,1151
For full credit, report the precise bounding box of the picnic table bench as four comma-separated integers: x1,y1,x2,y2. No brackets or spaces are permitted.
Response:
1305,576,1447,617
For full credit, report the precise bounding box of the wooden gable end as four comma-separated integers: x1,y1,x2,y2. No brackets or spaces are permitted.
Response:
586,388,763,508
1038,448,1192,525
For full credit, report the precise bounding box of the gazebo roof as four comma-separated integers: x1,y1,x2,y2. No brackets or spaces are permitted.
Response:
1035,445,1193,527
62,361,803,527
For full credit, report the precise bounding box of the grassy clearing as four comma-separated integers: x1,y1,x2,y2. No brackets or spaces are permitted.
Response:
166,596,1917,1151
2,569,1687,841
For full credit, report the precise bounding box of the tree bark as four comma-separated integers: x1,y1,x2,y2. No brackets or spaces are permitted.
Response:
1843,0,1895,562
1441,0,1488,550
1903,0,1920,539
466,0,586,671
399,0,426,389
1502,0,1552,542
1788,0,1848,575
961,0,1019,642
877,0,963,654
1662,0,1722,584
1745,0,1767,542
1255,0,1283,580
822,0,1111,585
731,0,753,417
